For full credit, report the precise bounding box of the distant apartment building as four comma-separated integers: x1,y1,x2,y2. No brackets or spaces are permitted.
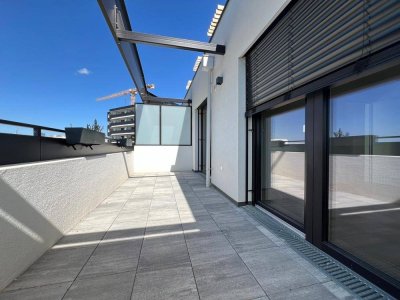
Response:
107,105,135,141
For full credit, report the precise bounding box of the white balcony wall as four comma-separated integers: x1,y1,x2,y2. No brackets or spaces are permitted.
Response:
187,0,289,203
131,146,192,173
0,152,133,291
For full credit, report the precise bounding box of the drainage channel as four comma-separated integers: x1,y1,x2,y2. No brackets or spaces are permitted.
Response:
242,205,393,300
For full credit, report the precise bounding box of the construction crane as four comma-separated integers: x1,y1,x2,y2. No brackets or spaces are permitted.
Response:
96,84,155,105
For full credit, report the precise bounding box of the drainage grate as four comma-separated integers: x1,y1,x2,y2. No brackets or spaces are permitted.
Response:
242,205,393,300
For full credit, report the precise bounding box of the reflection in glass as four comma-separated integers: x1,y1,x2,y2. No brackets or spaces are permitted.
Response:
260,101,305,227
329,70,400,282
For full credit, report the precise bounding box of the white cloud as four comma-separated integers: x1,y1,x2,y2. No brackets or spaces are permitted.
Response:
77,67,91,75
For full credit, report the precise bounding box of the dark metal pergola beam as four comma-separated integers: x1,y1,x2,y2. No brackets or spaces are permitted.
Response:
142,95,192,105
116,29,226,55
97,0,149,97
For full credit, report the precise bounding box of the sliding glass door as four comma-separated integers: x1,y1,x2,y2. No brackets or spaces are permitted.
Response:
258,100,306,228
251,56,400,295
328,68,400,283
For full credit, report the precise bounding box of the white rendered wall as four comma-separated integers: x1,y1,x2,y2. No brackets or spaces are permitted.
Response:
0,152,133,291
188,0,288,203
132,146,192,173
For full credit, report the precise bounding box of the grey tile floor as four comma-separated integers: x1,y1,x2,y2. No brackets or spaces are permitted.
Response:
0,172,354,300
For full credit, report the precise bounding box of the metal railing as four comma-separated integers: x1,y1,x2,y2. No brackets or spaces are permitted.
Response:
108,110,135,119
108,119,135,128
0,119,65,137
0,119,133,166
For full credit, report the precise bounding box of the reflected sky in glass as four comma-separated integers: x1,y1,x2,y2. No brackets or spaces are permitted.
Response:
331,78,400,138
271,107,305,141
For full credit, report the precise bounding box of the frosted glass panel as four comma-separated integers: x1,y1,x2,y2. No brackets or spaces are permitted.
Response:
161,106,191,145
135,105,160,145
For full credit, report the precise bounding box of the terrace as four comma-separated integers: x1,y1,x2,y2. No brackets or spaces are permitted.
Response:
0,173,353,300
0,0,399,299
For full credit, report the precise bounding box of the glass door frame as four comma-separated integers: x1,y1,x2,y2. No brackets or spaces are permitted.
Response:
252,91,328,240
253,99,307,231
197,100,207,173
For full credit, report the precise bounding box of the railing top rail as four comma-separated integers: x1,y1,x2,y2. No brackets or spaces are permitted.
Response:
0,119,65,133
377,135,400,139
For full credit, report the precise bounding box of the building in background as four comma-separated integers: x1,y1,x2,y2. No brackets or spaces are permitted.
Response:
107,105,135,141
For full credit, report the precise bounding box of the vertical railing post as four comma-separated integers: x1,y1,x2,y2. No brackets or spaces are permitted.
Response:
33,127,41,137
33,127,42,161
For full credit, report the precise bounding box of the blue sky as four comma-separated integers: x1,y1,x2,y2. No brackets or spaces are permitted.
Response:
0,0,223,132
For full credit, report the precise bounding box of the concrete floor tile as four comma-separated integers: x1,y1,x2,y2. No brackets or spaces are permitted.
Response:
249,263,319,294
0,282,71,300
186,234,237,266
182,220,220,233
222,229,276,254
64,272,135,300
138,240,190,272
102,227,145,240
4,247,95,291
93,240,142,259
79,241,142,277
144,223,182,235
79,257,138,278
239,247,295,270
131,266,198,300
242,251,319,294
194,256,266,300
269,283,340,300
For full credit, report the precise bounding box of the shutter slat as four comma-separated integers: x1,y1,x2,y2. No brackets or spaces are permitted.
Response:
291,2,364,59
246,0,400,110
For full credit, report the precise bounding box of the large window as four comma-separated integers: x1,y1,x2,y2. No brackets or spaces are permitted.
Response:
328,68,400,282
260,100,306,228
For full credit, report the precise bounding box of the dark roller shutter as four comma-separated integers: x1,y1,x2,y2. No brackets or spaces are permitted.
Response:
246,0,400,110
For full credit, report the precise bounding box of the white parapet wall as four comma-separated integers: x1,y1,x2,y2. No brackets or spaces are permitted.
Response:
0,152,133,291
132,146,193,173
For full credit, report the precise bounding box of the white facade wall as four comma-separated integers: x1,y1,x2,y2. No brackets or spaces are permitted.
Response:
187,0,289,203
131,146,192,173
0,152,133,291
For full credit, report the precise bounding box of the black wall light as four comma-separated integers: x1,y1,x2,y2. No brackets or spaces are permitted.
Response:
216,76,223,85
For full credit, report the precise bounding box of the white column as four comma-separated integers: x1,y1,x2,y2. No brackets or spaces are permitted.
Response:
206,69,212,187
202,55,214,188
